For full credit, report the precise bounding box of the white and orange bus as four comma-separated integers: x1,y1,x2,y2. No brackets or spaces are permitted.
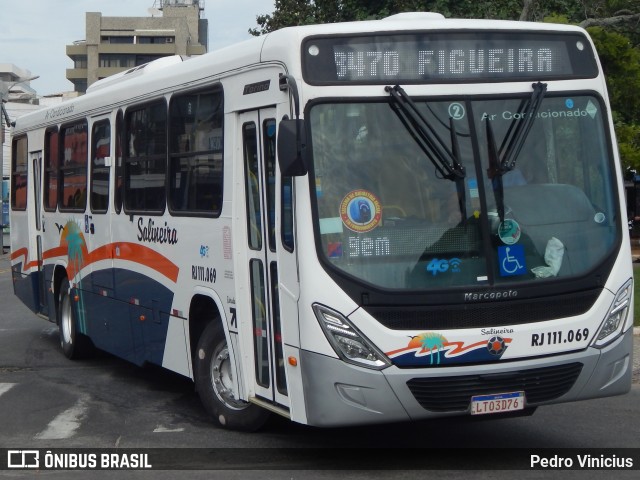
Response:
10,13,634,430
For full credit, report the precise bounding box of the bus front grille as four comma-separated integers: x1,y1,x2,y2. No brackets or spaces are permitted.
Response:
366,289,601,330
406,362,583,412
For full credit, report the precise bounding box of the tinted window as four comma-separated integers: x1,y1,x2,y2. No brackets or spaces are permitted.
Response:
91,120,111,213
60,121,88,211
125,102,167,213
114,111,124,213
11,136,28,210
44,128,59,211
263,118,277,251
243,122,261,250
168,87,224,216
310,95,617,289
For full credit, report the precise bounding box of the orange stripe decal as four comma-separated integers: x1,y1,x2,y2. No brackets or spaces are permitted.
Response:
111,242,180,283
11,241,179,284
10,247,29,264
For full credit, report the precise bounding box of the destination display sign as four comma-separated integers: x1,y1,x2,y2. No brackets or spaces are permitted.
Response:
302,31,598,84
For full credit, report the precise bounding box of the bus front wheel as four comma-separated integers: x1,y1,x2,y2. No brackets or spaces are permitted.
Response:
57,278,92,359
194,321,269,431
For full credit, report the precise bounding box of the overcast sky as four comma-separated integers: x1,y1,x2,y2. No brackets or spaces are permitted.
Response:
1,0,275,96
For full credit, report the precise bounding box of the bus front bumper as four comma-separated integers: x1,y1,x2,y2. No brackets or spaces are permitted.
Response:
299,327,633,427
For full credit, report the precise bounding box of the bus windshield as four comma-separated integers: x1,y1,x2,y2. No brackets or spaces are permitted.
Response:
310,93,618,290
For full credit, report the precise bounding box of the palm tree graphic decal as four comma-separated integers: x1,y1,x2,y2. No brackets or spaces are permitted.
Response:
409,332,448,365
63,221,88,334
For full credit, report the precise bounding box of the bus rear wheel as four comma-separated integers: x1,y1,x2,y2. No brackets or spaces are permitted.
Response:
58,278,92,359
194,321,269,431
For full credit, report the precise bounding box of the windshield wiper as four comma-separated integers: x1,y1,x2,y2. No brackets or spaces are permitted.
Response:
486,81,547,221
386,85,467,222
386,85,465,181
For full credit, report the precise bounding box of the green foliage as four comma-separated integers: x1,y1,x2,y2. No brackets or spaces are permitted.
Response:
249,0,528,34
543,13,571,23
587,27,640,170
618,123,640,171
588,27,640,124
251,0,639,33
250,1,640,170
250,0,315,35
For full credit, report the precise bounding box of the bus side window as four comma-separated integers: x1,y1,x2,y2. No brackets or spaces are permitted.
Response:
43,128,59,212
168,85,224,216
263,118,277,251
243,122,262,250
114,110,124,214
282,177,294,251
90,119,111,213
59,121,88,212
11,136,28,210
124,102,167,213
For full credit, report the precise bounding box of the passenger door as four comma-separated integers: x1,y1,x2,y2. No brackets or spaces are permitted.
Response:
240,108,290,409
31,151,47,315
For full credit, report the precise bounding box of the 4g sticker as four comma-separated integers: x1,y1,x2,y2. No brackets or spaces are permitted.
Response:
426,258,462,276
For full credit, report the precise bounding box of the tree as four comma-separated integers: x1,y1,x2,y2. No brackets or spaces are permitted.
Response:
617,123,640,173
587,27,640,124
250,0,316,35
587,26,640,171
250,0,640,169
251,0,639,33
249,1,526,34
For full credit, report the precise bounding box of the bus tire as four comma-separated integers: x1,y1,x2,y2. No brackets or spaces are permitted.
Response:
58,278,92,360
194,321,269,431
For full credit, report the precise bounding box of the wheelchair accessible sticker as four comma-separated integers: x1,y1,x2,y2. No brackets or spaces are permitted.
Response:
498,245,526,276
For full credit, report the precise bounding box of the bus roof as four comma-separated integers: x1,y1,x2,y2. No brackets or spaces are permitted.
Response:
13,14,588,132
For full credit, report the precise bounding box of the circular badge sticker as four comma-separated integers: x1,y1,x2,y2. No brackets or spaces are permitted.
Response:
498,219,521,245
340,189,382,233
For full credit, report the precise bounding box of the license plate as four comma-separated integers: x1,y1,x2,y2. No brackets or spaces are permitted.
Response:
470,391,525,415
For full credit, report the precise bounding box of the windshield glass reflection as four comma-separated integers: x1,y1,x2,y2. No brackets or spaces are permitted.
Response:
309,94,617,290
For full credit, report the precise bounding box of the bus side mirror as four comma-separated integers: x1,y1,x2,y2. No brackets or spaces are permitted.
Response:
277,119,308,176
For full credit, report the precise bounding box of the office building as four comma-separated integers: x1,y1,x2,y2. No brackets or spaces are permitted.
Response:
66,0,208,93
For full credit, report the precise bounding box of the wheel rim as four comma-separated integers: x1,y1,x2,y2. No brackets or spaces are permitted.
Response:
61,293,73,345
210,342,248,411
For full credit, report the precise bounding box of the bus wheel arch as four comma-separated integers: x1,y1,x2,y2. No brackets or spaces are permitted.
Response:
52,265,68,318
188,294,219,367
189,295,269,431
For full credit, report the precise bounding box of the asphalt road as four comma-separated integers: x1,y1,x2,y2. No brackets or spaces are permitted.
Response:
0,251,638,479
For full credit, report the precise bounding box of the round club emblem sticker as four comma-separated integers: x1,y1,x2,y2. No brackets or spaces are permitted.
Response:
498,219,521,245
487,336,507,356
340,189,382,233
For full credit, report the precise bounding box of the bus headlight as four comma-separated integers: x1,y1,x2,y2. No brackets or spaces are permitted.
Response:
312,303,391,370
593,278,633,348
